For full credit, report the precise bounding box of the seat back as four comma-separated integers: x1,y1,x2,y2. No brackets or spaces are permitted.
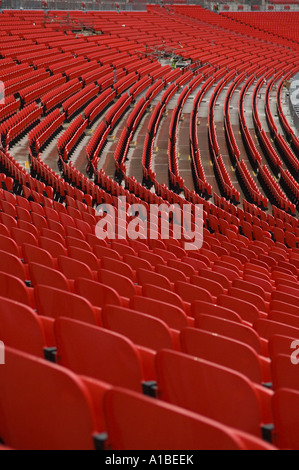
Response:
0,347,98,450
0,234,19,257
142,284,186,312
254,318,299,342
74,277,121,308
100,257,135,282
29,262,71,291
271,353,299,391
68,246,100,272
0,249,27,281
180,327,262,383
272,389,299,450
218,295,262,324
0,297,46,357
11,227,38,247
191,300,243,323
54,317,143,392
136,267,172,290
196,315,262,354
198,268,230,290
175,280,213,304
268,333,295,359
227,287,267,313
269,311,299,330
39,237,67,258
191,275,226,297
22,243,55,269
272,291,299,308
35,285,97,325
58,255,94,281
131,295,188,330
98,269,137,298
155,349,262,436
103,388,253,450
102,305,174,351
0,271,32,306
156,264,188,283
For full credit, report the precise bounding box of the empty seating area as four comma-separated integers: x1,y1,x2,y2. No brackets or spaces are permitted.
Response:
0,5,299,450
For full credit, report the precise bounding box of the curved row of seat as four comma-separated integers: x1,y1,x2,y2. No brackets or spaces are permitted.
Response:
276,73,299,157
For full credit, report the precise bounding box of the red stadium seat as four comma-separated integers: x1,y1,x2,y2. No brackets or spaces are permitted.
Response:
54,317,148,392
155,349,273,437
35,285,101,325
103,388,276,450
0,347,104,450
102,305,177,351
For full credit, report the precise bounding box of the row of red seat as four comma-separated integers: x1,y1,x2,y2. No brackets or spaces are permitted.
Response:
238,75,263,169
224,77,242,160
4,68,49,98
58,115,88,163
0,189,297,305
114,71,138,97
34,136,298,255
62,83,99,122
258,164,296,215
1,151,296,253
224,72,268,209
48,56,88,77
222,10,299,44
252,77,283,175
0,344,278,450
41,78,83,114
30,156,87,205
0,102,42,149
114,127,131,175
189,74,215,197
208,71,240,204
141,72,191,188
64,60,102,82
8,9,294,231
4,13,298,229
31,51,73,72
1,43,45,57
142,101,165,186
86,121,110,169
279,169,299,209
251,73,299,214
0,57,15,70
168,82,193,192
116,96,152,175
17,48,62,67
275,133,299,180
0,95,20,124
105,92,132,128
0,62,31,83
20,73,66,107
235,160,268,210
213,194,273,242
0,38,33,47
129,75,152,101
238,71,297,214
3,204,298,332
84,87,116,127
276,73,299,158
80,66,109,88
29,108,65,157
